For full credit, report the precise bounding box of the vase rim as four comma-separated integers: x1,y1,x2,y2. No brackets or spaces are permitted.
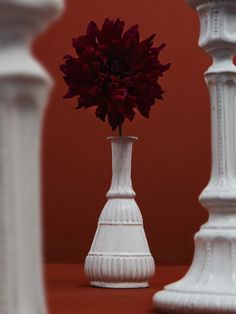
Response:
107,136,138,142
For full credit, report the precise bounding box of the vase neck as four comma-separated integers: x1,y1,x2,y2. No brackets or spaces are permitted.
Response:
106,137,137,199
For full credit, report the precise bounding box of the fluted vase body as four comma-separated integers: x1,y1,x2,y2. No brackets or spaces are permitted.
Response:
85,136,155,288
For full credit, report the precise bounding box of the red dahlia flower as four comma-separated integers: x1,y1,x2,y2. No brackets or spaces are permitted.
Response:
60,18,170,131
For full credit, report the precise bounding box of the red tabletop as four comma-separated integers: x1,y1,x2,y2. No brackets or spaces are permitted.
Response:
46,264,188,314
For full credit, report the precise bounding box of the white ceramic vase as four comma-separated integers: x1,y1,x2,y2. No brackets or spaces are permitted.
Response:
85,136,155,288
153,0,236,313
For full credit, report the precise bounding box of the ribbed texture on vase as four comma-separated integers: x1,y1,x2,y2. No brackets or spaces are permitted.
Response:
154,290,236,314
99,199,143,224
85,254,155,284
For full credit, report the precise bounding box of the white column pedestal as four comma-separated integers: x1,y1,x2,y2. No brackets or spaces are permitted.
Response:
154,1,236,313
0,1,63,313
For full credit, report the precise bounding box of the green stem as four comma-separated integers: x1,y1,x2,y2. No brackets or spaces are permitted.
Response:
118,125,122,137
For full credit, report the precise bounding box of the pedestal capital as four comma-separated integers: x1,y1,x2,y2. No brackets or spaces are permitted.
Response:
187,0,236,54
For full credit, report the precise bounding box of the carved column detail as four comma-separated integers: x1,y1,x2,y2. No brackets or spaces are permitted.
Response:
153,1,236,313
0,1,63,314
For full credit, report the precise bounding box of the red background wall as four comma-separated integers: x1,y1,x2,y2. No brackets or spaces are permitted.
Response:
33,0,211,264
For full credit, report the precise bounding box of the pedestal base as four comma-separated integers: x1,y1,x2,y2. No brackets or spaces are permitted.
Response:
153,290,236,314
91,281,148,288
153,227,236,313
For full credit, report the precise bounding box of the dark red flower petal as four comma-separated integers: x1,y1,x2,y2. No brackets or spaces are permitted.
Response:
122,102,135,121
87,21,100,39
122,24,139,47
137,100,153,118
109,88,128,102
108,110,124,130
95,103,107,121
113,18,125,39
139,34,156,51
101,18,115,44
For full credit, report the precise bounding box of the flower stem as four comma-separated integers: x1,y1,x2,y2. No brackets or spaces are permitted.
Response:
119,125,122,137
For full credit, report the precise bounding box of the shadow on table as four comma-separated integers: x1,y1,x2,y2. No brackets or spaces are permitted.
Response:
149,309,164,313
149,310,204,314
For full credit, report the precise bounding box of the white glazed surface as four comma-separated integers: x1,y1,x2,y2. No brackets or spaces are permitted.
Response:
153,0,236,313
85,136,155,288
0,1,63,314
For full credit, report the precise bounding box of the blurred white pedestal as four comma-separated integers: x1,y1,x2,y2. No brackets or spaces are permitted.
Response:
0,1,63,313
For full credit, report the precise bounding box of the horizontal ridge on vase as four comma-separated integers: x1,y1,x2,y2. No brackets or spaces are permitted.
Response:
85,136,155,288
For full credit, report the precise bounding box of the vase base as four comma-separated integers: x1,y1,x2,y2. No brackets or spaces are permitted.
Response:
153,289,236,314
90,281,149,289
